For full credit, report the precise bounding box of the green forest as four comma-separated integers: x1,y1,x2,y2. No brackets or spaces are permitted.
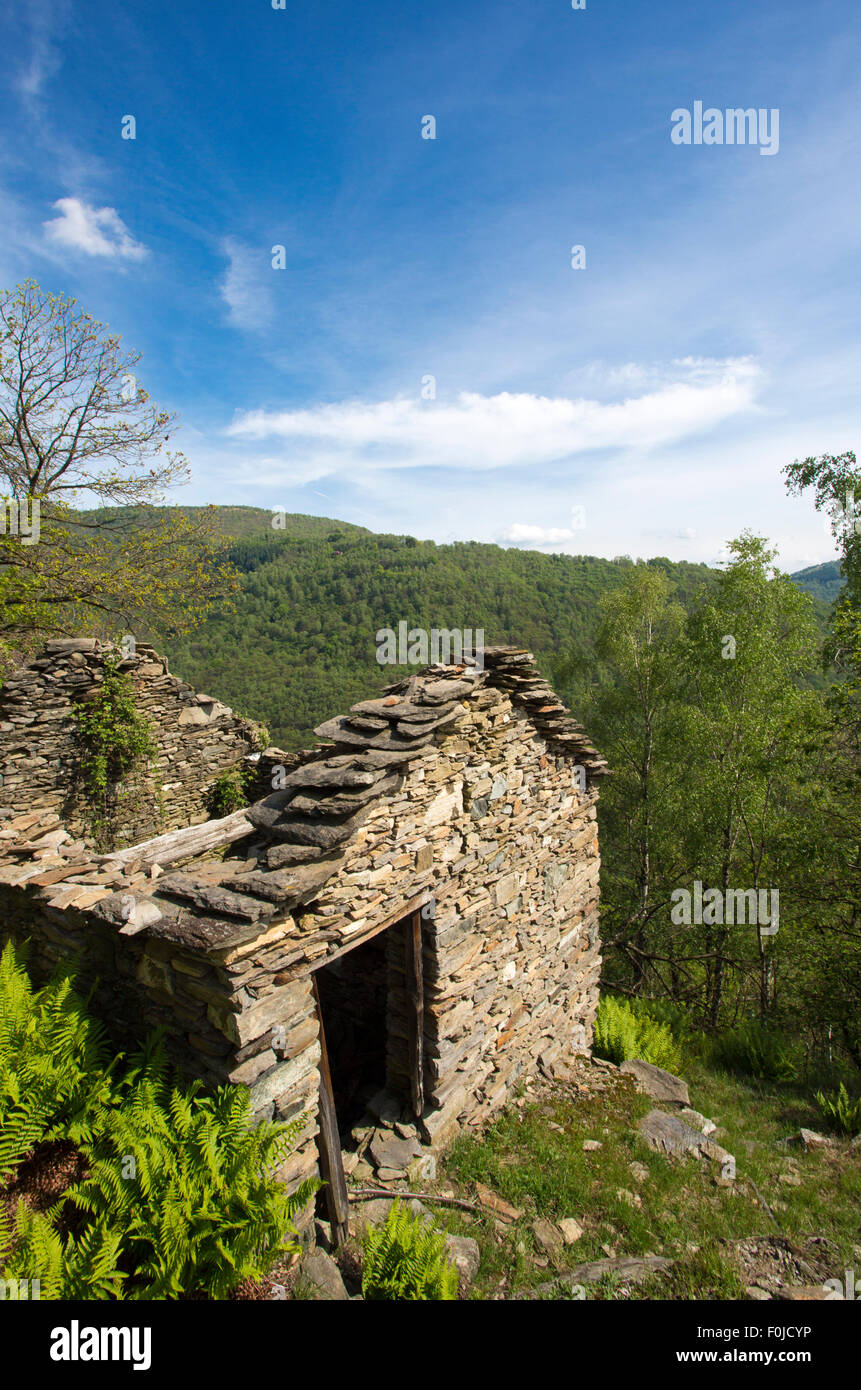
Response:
1,284,859,1304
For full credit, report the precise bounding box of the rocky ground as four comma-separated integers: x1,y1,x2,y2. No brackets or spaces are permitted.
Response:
288,1053,861,1301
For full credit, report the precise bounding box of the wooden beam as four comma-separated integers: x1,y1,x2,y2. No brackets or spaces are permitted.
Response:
311,975,350,1247
97,809,254,871
312,891,433,969
404,909,425,1118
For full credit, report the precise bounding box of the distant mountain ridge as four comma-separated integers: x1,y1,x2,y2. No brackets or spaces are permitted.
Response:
788,559,844,604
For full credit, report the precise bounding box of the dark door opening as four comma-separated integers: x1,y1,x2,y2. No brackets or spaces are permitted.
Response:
314,931,389,1136
312,908,426,1245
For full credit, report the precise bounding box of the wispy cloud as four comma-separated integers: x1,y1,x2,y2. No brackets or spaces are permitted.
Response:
15,0,71,101
225,359,761,480
43,197,148,260
219,238,276,331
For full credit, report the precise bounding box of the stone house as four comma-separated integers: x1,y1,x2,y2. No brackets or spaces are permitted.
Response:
0,638,606,1240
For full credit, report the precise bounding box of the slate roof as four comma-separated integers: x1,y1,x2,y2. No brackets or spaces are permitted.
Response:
0,646,606,954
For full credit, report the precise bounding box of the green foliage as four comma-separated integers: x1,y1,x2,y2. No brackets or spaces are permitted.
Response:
0,282,243,640
0,948,316,1299
709,1020,798,1083
3,1204,127,1300
0,942,113,1184
814,1082,861,1136
592,994,683,1072
361,1200,459,1300
628,996,707,1055
60,1042,316,1299
205,764,257,817
73,657,158,848
161,528,716,749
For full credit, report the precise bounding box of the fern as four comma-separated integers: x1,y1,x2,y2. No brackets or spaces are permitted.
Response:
593,994,683,1072
3,1202,126,1301
361,1201,459,1301
63,1046,318,1299
0,949,318,1300
0,942,112,1182
815,1082,861,1136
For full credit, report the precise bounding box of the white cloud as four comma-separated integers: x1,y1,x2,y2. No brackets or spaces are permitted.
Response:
43,198,148,260
501,523,580,544
226,360,761,479
219,238,275,330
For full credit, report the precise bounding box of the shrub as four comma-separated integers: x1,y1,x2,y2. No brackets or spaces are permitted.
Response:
73,658,158,848
56,1042,317,1299
815,1082,861,1136
593,994,683,1072
361,1201,459,1300
629,996,707,1055
709,1020,798,1082
205,765,256,817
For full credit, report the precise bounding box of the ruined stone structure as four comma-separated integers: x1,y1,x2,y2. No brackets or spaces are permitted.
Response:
0,637,263,843
0,640,606,1233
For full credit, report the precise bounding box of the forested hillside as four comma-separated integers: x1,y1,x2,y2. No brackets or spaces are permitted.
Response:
150,508,833,749
157,520,716,747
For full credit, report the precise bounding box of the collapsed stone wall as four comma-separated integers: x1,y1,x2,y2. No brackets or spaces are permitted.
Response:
0,638,261,844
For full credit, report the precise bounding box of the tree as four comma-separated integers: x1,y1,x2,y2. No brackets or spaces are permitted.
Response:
675,535,823,1025
782,453,861,1065
582,567,687,994
0,280,240,644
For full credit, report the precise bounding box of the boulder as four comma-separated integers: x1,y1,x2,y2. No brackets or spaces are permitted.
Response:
369,1131,422,1171
620,1059,690,1106
638,1109,706,1157
296,1249,349,1301
558,1217,584,1245
532,1218,564,1255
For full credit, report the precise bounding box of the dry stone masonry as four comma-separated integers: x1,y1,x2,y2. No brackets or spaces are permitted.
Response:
0,638,263,843
0,641,607,1226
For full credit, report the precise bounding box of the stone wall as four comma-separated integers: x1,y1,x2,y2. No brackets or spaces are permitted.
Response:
0,638,262,845
0,647,604,1217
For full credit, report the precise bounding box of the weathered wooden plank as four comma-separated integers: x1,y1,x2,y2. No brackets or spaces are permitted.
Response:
405,909,425,1118
311,974,350,1247
97,809,254,871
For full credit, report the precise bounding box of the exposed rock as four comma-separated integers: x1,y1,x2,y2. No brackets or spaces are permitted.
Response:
444,1235,480,1288
558,1218,584,1244
620,1059,690,1107
369,1131,423,1171
532,1218,564,1254
679,1107,716,1135
296,1249,349,1300
638,1109,709,1157
474,1182,521,1222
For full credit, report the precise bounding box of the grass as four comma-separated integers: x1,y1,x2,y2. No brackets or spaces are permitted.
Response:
407,1057,861,1300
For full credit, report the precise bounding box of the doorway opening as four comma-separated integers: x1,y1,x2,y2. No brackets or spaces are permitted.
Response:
314,930,389,1136
311,906,426,1245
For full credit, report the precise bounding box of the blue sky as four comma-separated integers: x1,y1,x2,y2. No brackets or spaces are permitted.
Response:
1,0,859,569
